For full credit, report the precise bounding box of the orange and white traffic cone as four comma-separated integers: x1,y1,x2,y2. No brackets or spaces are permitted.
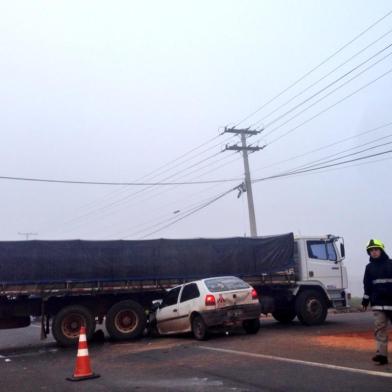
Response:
66,326,100,382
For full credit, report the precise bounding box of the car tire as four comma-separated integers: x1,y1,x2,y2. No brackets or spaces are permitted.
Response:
52,305,96,347
242,318,260,334
295,290,328,326
191,315,209,340
105,300,146,341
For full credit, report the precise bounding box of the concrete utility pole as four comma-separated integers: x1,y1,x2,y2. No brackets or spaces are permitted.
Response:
223,127,264,237
18,232,38,240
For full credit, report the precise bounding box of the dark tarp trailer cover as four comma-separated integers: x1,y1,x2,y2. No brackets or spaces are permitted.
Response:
0,234,294,284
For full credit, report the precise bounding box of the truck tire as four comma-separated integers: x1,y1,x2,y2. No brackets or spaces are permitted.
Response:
52,305,96,347
243,318,260,334
191,315,209,340
272,309,296,324
105,300,146,341
295,290,328,326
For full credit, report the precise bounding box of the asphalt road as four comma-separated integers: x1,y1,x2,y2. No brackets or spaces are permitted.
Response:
0,312,391,391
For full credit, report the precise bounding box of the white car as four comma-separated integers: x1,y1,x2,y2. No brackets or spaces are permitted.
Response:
150,276,261,340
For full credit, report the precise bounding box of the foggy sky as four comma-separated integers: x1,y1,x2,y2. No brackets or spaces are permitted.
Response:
1,1,392,296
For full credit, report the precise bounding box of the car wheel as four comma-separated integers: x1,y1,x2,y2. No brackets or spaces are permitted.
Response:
191,315,209,340
242,318,260,334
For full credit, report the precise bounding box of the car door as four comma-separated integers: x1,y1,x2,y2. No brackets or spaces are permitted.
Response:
176,283,201,332
155,286,182,334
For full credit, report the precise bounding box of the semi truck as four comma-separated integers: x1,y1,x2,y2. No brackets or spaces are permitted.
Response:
0,233,348,346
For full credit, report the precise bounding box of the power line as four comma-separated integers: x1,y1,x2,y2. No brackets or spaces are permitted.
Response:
38,132,235,233
136,184,240,239
253,149,392,183
288,136,392,172
250,27,392,128
267,66,392,146
261,48,392,143
111,182,227,239
123,149,392,240
232,9,392,127
261,42,392,131
0,174,241,186
252,121,392,174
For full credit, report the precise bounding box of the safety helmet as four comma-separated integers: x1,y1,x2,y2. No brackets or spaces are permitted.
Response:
366,239,385,252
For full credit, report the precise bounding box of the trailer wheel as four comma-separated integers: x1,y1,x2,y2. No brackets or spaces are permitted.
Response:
242,318,260,334
272,309,296,324
105,300,146,341
52,305,96,347
295,290,328,326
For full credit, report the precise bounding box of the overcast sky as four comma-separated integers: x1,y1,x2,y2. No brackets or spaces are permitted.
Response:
1,1,392,295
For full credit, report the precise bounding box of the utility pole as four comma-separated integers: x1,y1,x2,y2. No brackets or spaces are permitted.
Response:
223,127,264,237
18,232,38,240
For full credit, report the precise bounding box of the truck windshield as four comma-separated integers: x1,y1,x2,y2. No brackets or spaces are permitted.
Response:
307,241,337,261
204,277,249,292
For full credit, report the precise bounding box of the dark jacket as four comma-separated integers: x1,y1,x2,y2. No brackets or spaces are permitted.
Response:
363,251,392,310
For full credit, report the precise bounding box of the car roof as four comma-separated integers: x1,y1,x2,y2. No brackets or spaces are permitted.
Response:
168,276,245,291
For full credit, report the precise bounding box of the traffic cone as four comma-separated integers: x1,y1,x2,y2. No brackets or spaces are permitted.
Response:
66,326,100,382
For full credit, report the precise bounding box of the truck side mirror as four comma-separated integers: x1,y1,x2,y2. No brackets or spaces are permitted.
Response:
152,299,163,310
340,243,345,259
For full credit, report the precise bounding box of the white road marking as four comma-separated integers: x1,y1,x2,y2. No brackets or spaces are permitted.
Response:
31,324,41,328
198,346,392,379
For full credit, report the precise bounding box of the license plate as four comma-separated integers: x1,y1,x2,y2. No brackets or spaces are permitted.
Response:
227,309,243,318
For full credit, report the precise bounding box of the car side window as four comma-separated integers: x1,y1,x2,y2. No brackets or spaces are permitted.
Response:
307,241,337,261
161,286,181,308
180,283,200,303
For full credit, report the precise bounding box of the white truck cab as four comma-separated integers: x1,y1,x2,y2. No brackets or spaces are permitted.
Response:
295,235,348,307
258,234,348,325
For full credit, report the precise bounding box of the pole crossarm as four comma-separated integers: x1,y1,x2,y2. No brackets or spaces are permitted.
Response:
223,127,261,136
224,144,264,152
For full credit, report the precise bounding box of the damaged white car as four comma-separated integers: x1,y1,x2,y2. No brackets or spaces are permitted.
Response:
150,276,261,340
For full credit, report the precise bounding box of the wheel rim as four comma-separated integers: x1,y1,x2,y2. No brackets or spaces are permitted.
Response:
306,298,322,319
114,310,138,334
61,313,85,339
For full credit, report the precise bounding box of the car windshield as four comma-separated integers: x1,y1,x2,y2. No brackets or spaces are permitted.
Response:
204,277,249,292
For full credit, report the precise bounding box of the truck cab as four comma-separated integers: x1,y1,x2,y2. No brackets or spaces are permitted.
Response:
258,234,348,326
295,235,348,309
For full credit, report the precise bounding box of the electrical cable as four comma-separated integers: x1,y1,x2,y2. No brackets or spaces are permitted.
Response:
231,9,392,127
261,42,392,131
252,121,392,174
267,66,392,146
250,27,392,128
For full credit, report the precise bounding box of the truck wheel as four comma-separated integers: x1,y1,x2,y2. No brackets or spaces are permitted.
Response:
52,305,96,347
191,315,209,340
295,290,328,326
105,300,146,341
243,318,260,334
272,309,296,324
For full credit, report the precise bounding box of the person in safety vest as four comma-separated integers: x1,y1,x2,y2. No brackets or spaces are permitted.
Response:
362,239,392,365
